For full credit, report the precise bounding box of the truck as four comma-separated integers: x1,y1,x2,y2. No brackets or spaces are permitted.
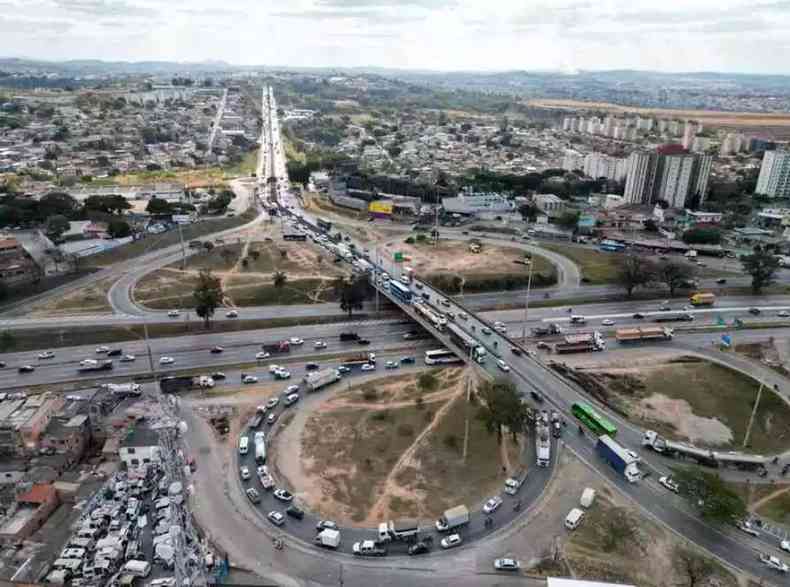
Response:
580,487,596,508
689,292,716,306
78,359,113,373
615,327,674,344
378,519,420,543
341,352,376,368
654,313,694,323
531,323,562,337
262,340,290,354
504,470,527,495
353,540,386,556
105,382,142,396
435,505,470,532
339,332,359,342
159,375,215,394
304,368,341,392
684,249,698,258
250,408,264,429
553,332,605,354
535,414,551,468
596,435,641,483
254,431,266,464
314,529,340,549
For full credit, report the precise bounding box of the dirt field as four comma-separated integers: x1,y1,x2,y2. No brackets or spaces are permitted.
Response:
552,353,790,453
284,368,522,524
133,228,351,309
26,275,116,316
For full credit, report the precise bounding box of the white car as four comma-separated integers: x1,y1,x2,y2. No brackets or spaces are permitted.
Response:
737,520,760,537
226,310,239,318
781,540,790,553
385,360,399,370
274,369,291,379
268,364,282,373
361,363,375,371
314,341,327,349
601,319,615,326
440,533,462,549
240,466,251,480
167,310,180,317
159,356,175,365
493,321,507,332
256,351,270,360
284,393,300,406
289,337,304,345
266,397,280,409
658,476,679,493
257,465,269,478
779,310,790,318
120,354,136,362
267,511,285,526
38,351,55,360
316,520,338,531
494,558,521,571
273,488,294,502
760,553,789,573
243,375,259,384
267,412,278,425
95,346,109,354
483,496,503,514
496,360,510,373
286,384,299,394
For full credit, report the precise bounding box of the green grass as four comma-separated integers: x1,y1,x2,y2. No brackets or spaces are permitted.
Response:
222,150,258,177
541,243,621,284
756,487,790,525
88,209,257,267
640,359,790,453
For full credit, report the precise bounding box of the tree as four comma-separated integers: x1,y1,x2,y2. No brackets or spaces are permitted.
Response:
742,246,780,294
555,210,580,229
45,215,70,241
107,219,131,239
146,197,172,215
39,192,80,219
672,468,746,524
192,270,224,328
674,547,717,587
335,276,368,319
682,227,721,245
273,271,287,290
84,194,131,215
616,255,656,297
656,260,695,296
477,378,528,442
643,218,659,232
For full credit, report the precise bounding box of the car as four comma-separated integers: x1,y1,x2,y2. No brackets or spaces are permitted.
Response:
414,281,424,289
167,310,181,318
267,413,278,425
385,360,399,370
314,341,327,349
274,369,291,380
337,365,351,374
632,313,645,319
256,351,270,360
361,363,375,371
483,496,503,514
481,327,492,335
245,488,261,504
210,346,224,354
257,465,269,478
408,541,431,555
159,357,175,365
286,384,299,394
240,466,251,481
267,511,285,526
107,349,122,357
440,298,451,307
18,365,35,373
226,310,239,318
779,310,790,318
716,278,727,284
357,339,371,345
400,356,416,364
440,534,462,549
658,476,679,493
759,553,789,573
626,450,641,463
274,488,294,502
496,360,510,372
286,505,305,520
0,362,5,368
120,354,136,362
95,346,110,354
242,375,259,384
781,540,790,553
266,397,279,409
530,390,544,403
284,393,299,406
305,362,320,371
658,305,671,312
494,558,521,571
493,321,507,332
211,371,226,380
316,520,338,531
749,307,761,315
289,337,304,345
37,351,54,360
536,341,550,350
457,312,468,320
510,347,523,356
737,520,760,537
601,319,615,326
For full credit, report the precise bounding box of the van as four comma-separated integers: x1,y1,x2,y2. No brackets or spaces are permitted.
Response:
570,315,586,324
565,508,585,530
239,435,249,455
122,560,151,578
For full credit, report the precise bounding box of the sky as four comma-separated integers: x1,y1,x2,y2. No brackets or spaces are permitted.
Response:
1,0,790,74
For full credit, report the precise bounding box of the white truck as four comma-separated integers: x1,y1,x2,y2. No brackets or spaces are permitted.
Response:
378,519,419,543
304,368,341,392
314,529,341,549
435,505,469,532
105,383,142,396
535,414,551,468
580,487,596,508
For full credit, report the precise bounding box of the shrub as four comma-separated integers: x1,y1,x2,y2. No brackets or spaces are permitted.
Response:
372,409,390,422
362,388,378,401
397,424,414,437
415,395,424,409
443,434,458,449
418,372,439,391
405,236,415,244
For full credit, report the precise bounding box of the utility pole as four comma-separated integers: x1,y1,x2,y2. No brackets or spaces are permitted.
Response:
743,382,764,448
143,318,155,376
462,345,473,463
178,222,186,270
521,260,535,341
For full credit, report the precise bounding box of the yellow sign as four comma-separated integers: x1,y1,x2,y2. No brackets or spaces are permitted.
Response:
368,200,393,215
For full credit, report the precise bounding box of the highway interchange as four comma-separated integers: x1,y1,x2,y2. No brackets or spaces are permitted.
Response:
5,88,790,586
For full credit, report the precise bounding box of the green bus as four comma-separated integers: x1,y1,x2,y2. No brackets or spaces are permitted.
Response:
572,402,617,437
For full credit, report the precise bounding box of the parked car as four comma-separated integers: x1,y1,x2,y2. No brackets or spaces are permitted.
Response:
212,371,226,380
286,505,305,520
408,542,431,555
361,363,375,371
440,534,462,549
273,489,294,502
385,361,399,370
316,520,338,531
266,397,279,409
400,356,416,364
240,466,251,481
737,520,760,537
483,496,503,514
246,488,261,504
267,511,285,526
226,310,239,318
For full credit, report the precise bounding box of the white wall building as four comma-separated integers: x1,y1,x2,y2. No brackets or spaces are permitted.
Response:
756,150,790,198
119,425,162,470
533,193,565,216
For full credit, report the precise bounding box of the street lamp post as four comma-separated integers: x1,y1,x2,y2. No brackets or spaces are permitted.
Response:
521,260,535,341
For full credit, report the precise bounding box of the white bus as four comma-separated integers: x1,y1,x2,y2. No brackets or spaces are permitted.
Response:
424,349,463,365
239,435,249,455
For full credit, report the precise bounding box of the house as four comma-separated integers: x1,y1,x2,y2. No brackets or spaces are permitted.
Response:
0,483,59,543
39,414,91,466
118,423,161,470
0,237,42,288
533,194,565,217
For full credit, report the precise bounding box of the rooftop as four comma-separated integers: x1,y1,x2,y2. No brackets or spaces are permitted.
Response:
120,423,160,448
17,483,56,505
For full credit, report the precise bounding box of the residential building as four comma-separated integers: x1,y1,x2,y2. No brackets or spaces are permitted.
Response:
562,150,584,172
682,121,697,149
119,423,161,470
0,483,59,544
583,153,628,182
0,237,42,289
756,150,790,198
39,414,91,466
624,149,712,208
0,394,64,456
624,152,656,205
533,194,565,217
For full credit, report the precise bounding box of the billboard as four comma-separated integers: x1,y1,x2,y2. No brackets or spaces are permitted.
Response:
369,200,393,217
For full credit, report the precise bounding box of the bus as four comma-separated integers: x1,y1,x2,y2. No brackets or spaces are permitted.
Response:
424,349,463,365
388,279,413,304
572,402,617,437
317,218,332,232
446,322,486,363
599,240,625,253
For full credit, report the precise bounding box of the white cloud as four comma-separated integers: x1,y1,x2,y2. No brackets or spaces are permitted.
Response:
1,0,789,73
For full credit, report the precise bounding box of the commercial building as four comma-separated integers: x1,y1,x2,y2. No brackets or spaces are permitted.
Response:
756,150,790,198
533,194,565,217
441,190,515,219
